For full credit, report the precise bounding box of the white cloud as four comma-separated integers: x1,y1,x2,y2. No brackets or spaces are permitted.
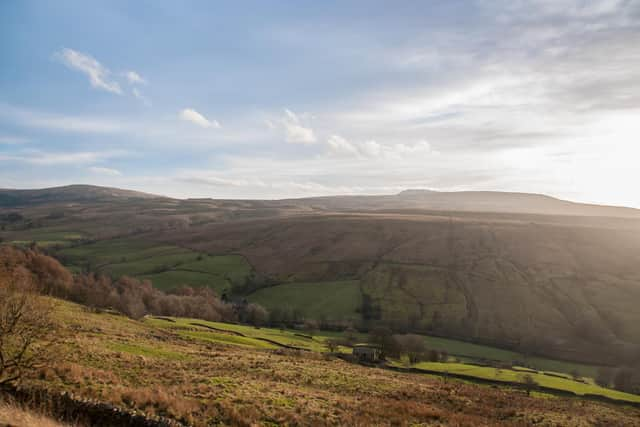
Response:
359,140,383,158
326,135,359,157
325,135,433,160
282,109,316,144
179,173,266,188
0,136,29,144
179,108,221,129
0,149,128,166
56,48,122,94
89,166,122,176
124,70,146,85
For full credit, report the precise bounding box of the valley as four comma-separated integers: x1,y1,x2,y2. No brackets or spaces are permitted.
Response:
2,185,640,425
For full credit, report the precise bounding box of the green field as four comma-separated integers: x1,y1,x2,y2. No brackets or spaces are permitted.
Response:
4,227,86,248
145,317,335,353
138,270,227,292
248,280,362,321
408,361,640,403
418,335,599,378
55,238,253,293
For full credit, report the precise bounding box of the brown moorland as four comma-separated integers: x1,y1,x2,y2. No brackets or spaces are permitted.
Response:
19,299,640,426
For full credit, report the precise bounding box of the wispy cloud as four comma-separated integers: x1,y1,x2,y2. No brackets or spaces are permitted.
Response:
325,135,434,160
0,104,123,133
0,135,29,145
55,48,122,94
124,70,146,85
179,108,220,128
0,149,127,166
89,166,122,176
282,109,316,144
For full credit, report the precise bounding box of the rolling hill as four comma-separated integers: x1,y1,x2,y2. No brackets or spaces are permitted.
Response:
0,184,162,207
2,184,640,367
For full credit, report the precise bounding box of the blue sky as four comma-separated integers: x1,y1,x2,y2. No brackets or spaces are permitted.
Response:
1,1,640,207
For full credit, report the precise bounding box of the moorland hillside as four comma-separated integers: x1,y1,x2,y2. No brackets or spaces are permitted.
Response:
2,185,640,366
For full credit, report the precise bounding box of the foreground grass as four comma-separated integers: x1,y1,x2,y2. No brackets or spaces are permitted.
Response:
0,401,68,427
29,299,639,426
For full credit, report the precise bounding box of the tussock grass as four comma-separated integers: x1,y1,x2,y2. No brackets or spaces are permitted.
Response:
0,401,70,427
18,299,640,426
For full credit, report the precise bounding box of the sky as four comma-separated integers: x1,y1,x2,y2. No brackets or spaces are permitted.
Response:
1,0,640,207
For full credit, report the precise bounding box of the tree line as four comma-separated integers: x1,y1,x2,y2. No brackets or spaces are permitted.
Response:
0,245,267,323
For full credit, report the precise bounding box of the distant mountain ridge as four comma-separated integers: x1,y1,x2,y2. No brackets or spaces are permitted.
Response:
0,184,161,207
283,189,640,218
1,184,639,218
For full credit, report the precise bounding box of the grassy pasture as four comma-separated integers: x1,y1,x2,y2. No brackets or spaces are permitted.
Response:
4,228,86,248
248,280,362,321
418,335,599,378
55,238,253,293
139,270,227,292
178,254,252,284
409,361,640,403
146,317,332,352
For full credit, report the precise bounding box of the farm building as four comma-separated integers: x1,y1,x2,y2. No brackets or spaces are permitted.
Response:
353,344,382,362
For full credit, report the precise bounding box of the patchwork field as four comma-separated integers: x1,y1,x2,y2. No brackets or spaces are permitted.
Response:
54,238,253,294
27,298,639,426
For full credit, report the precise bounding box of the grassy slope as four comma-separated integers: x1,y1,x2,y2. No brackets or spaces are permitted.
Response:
2,233,606,379
142,317,640,404
37,299,639,426
145,317,332,352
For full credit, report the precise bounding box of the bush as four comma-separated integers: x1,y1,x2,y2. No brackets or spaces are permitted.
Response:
394,334,426,364
0,266,57,385
613,367,640,394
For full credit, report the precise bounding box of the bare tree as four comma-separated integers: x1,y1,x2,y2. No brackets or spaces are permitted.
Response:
325,338,341,353
0,279,56,386
521,374,538,396
395,334,426,364
246,304,269,327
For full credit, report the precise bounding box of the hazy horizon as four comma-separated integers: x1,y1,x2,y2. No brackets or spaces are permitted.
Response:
2,1,640,207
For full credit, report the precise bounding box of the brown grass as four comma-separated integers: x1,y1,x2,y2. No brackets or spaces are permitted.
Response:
0,401,70,427
16,299,640,426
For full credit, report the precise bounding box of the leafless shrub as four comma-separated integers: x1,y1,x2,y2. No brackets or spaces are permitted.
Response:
0,278,57,386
